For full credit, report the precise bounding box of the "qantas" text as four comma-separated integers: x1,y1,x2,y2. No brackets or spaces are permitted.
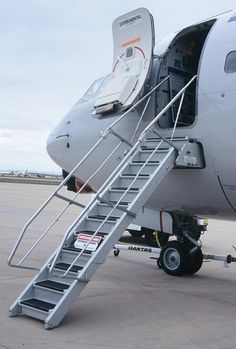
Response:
128,246,152,252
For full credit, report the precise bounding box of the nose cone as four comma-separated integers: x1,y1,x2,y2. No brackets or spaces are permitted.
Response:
46,131,57,161
46,98,123,189
46,101,94,170
46,129,68,166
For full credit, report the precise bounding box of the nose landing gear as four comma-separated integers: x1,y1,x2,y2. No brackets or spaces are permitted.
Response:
157,214,206,276
115,215,236,276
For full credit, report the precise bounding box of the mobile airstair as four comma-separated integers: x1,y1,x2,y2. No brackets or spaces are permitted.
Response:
8,75,205,329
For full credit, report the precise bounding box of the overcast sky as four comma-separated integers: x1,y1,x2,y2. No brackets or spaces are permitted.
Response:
1,0,236,173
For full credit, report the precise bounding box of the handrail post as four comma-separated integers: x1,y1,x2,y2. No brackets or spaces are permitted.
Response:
171,92,186,141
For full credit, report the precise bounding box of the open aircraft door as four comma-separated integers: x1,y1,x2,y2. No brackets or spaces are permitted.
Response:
94,8,155,114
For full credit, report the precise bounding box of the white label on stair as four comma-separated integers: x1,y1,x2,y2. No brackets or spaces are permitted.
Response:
74,233,102,252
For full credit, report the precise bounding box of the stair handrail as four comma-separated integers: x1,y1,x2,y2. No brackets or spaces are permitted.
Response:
49,75,197,275
16,141,124,268
8,76,170,268
62,140,167,277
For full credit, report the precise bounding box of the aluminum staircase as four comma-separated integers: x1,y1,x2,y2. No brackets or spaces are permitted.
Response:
9,136,204,329
8,75,204,329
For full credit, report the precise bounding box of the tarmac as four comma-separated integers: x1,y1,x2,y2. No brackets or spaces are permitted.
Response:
1,182,236,349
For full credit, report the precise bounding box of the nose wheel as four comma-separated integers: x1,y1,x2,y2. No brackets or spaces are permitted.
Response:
160,241,187,276
159,241,203,276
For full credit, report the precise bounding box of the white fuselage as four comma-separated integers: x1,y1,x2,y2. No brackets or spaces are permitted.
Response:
47,10,236,221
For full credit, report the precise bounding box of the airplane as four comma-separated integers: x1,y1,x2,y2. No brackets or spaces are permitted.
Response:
24,171,62,179
46,7,236,275
8,7,236,328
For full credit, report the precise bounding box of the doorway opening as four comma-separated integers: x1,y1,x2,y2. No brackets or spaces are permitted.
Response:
156,19,216,128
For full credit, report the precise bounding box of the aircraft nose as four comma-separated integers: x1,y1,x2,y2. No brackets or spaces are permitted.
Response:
46,132,57,161
46,131,66,165
46,101,92,169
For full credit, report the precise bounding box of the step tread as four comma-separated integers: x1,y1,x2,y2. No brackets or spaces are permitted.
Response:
131,160,160,164
107,201,130,207
110,187,139,191
54,262,83,273
140,147,169,151
146,136,187,141
20,298,56,312
97,203,130,211
120,174,149,178
97,201,129,207
87,215,119,221
63,246,93,254
35,280,70,292
75,230,107,238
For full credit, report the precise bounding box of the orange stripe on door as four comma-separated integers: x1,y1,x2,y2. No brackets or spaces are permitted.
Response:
122,37,141,47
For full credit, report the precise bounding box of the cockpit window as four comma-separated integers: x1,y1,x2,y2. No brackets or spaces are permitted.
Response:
83,78,104,100
94,74,112,98
225,51,236,73
76,75,112,105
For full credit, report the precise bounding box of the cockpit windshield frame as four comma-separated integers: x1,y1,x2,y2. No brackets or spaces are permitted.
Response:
77,74,112,104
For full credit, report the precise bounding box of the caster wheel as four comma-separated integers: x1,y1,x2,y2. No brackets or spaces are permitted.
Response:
114,249,120,257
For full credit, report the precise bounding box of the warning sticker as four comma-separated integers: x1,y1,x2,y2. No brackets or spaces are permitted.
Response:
74,233,102,252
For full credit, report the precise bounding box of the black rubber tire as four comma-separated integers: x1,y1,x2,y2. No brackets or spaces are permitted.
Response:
185,244,203,275
114,249,120,257
157,257,163,269
143,228,169,247
160,241,187,276
128,229,143,239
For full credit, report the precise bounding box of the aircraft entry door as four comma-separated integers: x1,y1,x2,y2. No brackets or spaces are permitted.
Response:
94,8,155,114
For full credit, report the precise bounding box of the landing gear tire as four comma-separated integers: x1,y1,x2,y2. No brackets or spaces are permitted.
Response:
160,241,187,276
143,228,169,247
185,244,203,275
